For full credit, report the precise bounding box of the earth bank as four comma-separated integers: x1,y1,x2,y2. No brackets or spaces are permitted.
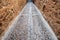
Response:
0,0,27,39
34,0,60,40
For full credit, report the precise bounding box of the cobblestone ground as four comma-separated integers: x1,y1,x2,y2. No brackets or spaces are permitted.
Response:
2,2,58,40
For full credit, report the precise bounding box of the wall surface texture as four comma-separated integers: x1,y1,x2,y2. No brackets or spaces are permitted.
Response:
34,0,60,40
0,0,27,39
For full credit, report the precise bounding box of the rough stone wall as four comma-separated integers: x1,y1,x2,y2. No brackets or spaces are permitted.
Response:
0,0,27,38
34,0,60,40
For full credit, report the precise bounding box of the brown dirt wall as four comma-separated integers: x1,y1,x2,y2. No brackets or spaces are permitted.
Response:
34,0,60,40
0,0,27,39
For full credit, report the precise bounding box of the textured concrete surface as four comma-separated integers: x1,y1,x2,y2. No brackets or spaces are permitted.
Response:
2,2,58,40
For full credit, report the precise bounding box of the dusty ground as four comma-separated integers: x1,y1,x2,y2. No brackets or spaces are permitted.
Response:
0,0,27,38
34,0,60,40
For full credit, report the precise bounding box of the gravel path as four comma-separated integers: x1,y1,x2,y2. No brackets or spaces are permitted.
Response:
2,2,58,40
